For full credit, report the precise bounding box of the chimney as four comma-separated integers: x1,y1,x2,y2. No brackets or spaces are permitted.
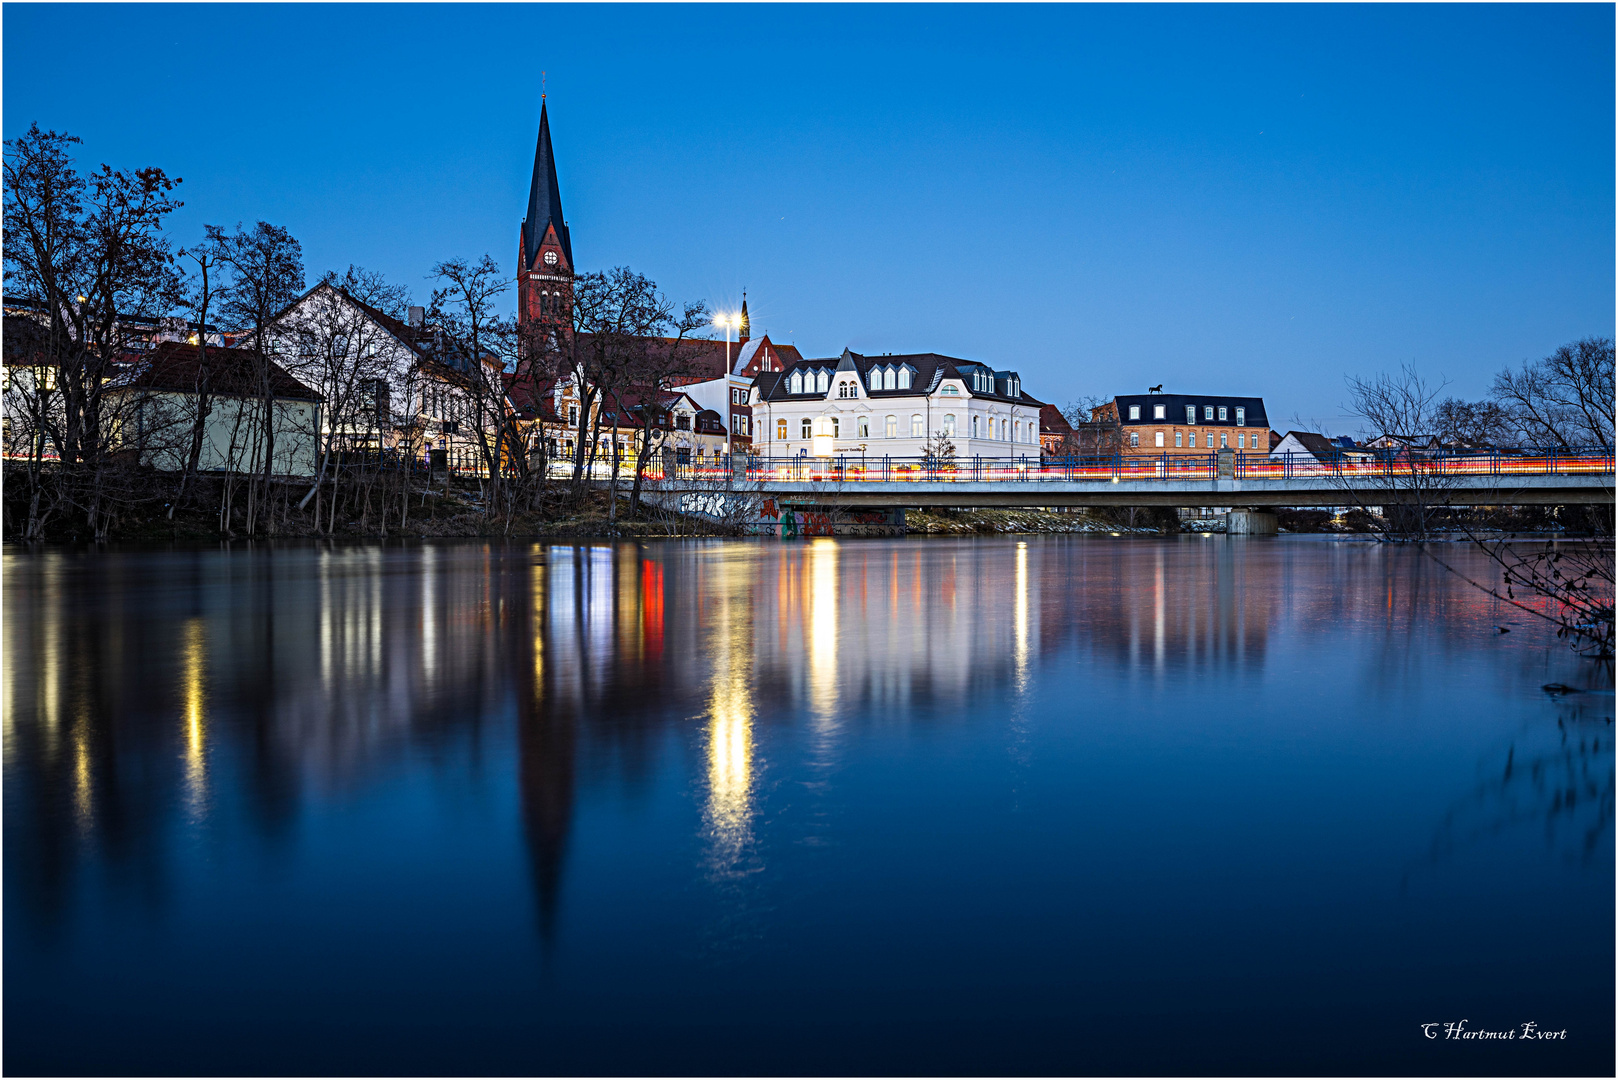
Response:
408,306,425,328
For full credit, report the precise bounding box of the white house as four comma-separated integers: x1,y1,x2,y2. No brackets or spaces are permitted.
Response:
751,349,1044,460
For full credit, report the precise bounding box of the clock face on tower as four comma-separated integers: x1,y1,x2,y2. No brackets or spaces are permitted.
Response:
543,251,558,267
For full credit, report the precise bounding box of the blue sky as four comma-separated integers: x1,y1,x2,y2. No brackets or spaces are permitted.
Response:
5,3,1611,430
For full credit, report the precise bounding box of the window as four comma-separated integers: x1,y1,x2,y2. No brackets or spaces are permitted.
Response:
943,414,956,436
1218,406,1227,421
777,418,787,440
734,415,749,436
567,405,578,426
897,368,912,390
790,371,803,394
1012,421,1019,441
1186,405,1197,424
676,413,691,431
942,384,958,395
910,414,923,437
1190,432,1199,448
1221,433,1228,448
801,418,812,439
831,417,840,438
883,368,896,390
972,415,980,438
1000,418,1008,440
1204,405,1214,420
1155,431,1164,447
858,415,869,438
1175,432,1183,447
886,415,896,438
1130,432,1140,448
1153,404,1166,420
1236,407,1246,426
815,369,829,394
1238,433,1246,449
1128,405,1141,420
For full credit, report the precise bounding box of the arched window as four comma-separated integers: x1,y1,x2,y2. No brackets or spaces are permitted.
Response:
884,368,896,390
777,418,787,441
858,415,869,438
897,367,912,390
972,415,980,438
815,369,829,394
943,414,956,436
885,415,897,438
910,414,923,438
790,371,803,394
801,418,812,439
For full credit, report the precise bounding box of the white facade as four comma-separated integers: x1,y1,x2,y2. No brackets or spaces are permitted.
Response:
753,356,1041,460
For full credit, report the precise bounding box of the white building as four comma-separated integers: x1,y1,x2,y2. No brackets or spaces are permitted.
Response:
751,349,1044,460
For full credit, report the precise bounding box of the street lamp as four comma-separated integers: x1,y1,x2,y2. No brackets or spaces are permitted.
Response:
713,310,742,464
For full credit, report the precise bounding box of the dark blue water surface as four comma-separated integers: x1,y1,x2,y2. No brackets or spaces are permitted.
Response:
4,537,1612,1076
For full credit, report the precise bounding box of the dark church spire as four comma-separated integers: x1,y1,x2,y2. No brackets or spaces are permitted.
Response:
738,291,749,341
521,101,573,273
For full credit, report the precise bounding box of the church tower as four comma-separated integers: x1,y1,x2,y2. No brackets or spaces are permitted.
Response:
738,292,749,343
518,101,573,334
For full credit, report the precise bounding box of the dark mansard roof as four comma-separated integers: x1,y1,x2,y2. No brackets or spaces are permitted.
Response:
1111,393,1268,427
758,349,1038,406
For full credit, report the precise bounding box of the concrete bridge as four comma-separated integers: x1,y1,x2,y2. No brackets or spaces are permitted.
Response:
734,471,1614,508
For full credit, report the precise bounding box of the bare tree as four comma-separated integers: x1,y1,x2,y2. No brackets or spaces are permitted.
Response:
1434,396,1512,448
3,123,184,539
203,221,305,536
1492,337,1615,452
1343,362,1453,538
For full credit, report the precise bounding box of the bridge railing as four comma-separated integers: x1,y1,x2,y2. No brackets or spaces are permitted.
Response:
641,447,1615,484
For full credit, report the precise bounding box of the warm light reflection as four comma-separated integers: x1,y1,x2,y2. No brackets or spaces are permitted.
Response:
704,561,756,877
530,560,545,688
180,617,208,818
72,709,92,832
1014,541,1030,691
808,540,839,727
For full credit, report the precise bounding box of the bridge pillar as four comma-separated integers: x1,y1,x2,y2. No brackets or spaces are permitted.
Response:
1226,509,1278,535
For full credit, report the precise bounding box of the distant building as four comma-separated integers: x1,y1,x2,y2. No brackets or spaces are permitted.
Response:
1271,430,1374,463
1036,403,1073,457
1096,393,1270,455
752,349,1044,459
105,342,322,477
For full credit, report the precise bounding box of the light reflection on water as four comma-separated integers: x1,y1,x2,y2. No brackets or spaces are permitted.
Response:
2,536,1611,1076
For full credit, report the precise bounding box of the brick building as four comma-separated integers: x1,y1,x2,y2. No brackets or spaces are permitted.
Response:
1095,394,1270,455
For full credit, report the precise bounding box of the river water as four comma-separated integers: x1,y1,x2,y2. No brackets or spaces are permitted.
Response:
3,537,1611,1076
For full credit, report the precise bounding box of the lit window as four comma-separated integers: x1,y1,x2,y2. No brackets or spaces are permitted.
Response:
777,418,787,440
1129,405,1141,420
1130,432,1140,447
910,414,923,437
943,414,956,435
1238,433,1246,449
1175,432,1183,447
858,415,869,438
1236,407,1246,426
1153,404,1165,420
1186,405,1196,424
886,415,896,438
1204,406,1214,420
1155,431,1164,447
1218,406,1227,421
801,418,812,438
1221,433,1229,448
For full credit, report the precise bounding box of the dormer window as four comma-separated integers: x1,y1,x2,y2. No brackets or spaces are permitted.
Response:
1153,404,1165,420
790,370,803,394
884,367,896,390
1236,407,1246,426
815,369,829,394
1186,405,1196,424
897,367,912,390
1129,405,1141,420
1204,406,1214,420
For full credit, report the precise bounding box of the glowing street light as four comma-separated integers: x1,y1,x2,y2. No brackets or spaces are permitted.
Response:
713,311,742,462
